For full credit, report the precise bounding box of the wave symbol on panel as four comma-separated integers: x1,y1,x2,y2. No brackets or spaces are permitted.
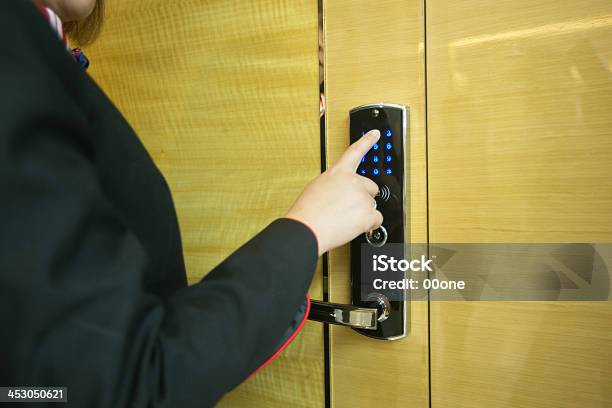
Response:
378,185,391,201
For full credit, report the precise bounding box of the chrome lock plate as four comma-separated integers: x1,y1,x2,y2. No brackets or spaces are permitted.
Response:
349,103,409,340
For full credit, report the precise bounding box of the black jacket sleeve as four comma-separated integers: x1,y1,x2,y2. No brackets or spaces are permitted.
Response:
0,2,318,407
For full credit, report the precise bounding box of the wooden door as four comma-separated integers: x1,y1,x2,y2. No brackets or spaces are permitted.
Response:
427,0,612,407
86,0,612,406
86,1,324,406
324,1,430,407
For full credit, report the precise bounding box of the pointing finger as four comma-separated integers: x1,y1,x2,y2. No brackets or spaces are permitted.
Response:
338,129,381,171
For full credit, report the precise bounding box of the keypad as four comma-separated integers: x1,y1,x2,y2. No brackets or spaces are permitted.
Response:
357,128,396,177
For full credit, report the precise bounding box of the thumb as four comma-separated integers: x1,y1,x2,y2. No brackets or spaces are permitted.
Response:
337,129,381,171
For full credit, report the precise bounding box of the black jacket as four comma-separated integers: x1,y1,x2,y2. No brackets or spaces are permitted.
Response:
0,1,318,406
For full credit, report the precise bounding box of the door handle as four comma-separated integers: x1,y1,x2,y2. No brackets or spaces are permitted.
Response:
308,103,409,340
308,292,392,330
308,301,378,329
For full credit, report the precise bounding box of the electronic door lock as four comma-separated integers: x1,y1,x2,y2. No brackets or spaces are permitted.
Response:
308,103,409,340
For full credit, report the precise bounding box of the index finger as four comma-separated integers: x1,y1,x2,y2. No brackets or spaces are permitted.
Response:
337,129,381,171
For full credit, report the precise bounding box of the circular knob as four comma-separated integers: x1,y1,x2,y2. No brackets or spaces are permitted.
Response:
366,293,391,322
365,225,387,247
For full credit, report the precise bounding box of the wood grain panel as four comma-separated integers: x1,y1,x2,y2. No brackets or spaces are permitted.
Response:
427,0,612,406
85,1,324,406
324,1,429,407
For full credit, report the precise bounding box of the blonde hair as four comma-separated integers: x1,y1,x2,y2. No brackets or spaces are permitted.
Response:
64,0,105,46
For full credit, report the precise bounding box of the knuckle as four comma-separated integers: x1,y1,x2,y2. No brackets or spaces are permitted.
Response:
346,143,360,156
347,173,361,185
360,217,372,232
375,211,384,226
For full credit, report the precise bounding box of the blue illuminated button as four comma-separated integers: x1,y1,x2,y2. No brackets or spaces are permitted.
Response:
373,168,380,176
385,129,392,137
385,168,392,175
385,155,392,163
372,143,379,150
359,168,367,175
373,155,379,163
385,142,392,150
360,131,365,136
361,156,365,163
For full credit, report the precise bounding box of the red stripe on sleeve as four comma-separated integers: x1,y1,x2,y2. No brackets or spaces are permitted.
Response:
246,294,311,379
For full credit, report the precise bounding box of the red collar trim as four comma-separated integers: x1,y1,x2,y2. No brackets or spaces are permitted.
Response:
35,4,68,47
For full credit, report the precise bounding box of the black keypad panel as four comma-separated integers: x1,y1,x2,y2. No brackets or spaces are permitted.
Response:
357,131,397,178
349,103,409,340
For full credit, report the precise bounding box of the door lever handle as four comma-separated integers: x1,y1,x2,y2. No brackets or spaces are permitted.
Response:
308,293,391,330
308,300,378,330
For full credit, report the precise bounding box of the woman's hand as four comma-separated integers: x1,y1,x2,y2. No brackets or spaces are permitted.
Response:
286,129,383,256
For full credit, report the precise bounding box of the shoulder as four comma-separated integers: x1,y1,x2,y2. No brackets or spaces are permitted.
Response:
0,0,50,47
0,0,80,82
0,1,91,119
